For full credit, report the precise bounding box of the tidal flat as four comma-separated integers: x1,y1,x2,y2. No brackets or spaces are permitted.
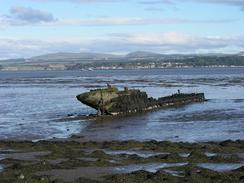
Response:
0,68,244,182
0,139,244,182
1,68,244,142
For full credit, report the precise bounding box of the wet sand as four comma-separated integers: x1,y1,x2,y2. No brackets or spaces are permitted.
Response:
1,68,244,142
1,69,244,182
0,139,243,182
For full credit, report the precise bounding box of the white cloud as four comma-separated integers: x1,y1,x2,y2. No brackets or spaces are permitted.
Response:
29,0,127,3
0,4,238,28
107,32,244,51
10,6,56,23
0,32,243,59
0,6,56,27
0,16,10,28
57,17,148,26
140,0,244,11
0,14,237,28
60,17,238,26
198,0,244,6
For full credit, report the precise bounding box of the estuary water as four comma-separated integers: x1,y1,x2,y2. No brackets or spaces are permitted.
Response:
0,68,244,142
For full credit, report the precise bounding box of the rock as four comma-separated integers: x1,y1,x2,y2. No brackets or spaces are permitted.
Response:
18,173,24,179
195,169,201,173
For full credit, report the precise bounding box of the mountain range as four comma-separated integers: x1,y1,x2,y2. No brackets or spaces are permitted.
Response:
1,51,243,65
0,51,243,71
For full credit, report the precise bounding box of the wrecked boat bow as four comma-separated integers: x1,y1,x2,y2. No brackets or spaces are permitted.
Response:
76,86,205,116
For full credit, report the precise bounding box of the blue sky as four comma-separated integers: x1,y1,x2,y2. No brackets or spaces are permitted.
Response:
0,0,244,59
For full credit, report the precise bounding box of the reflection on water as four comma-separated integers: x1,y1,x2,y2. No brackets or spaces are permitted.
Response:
0,155,5,161
114,163,188,173
0,164,3,172
0,68,244,141
198,163,244,172
102,149,169,158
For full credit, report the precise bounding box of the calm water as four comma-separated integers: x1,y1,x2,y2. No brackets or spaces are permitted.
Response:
0,68,244,142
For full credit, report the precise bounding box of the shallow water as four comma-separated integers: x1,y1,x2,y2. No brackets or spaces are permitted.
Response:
0,68,244,142
0,155,5,161
39,162,187,181
114,163,188,173
103,149,169,158
198,163,244,172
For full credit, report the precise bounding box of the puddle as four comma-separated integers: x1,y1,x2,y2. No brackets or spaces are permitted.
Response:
0,149,18,153
103,149,170,158
180,152,244,159
205,152,244,159
38,162,187,181
78,157,98,162
236,153,244,159
198,163,244,172
115,163,187,173
0,154,5,161
163,169,184,177
48,159,69,165
0,164,3,172
179,153,190,158
205,152,217,157
4,151,51,161
0,149,19,161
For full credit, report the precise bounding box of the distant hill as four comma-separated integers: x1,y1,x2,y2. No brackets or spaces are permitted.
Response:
27,51,166,63
239,52,244,56
1,51,244,71
21,51,172,64
126,51,163,58
0,58,26,65
27,52,122,63
2,51,236,65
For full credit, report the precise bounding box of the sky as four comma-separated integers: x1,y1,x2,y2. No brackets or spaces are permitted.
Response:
0,0,244,59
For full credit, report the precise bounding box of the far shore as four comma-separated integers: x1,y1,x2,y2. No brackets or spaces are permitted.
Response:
1,65,244,72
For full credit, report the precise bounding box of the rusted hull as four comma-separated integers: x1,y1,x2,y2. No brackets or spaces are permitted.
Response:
76,87,205,116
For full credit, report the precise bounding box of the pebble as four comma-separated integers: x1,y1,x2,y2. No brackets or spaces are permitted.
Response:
18,173,24,179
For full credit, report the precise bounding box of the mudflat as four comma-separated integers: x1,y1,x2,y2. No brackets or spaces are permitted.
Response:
0,139,243,183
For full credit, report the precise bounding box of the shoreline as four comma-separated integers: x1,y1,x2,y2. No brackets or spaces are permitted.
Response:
1,65,244,72
0,138,243,182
